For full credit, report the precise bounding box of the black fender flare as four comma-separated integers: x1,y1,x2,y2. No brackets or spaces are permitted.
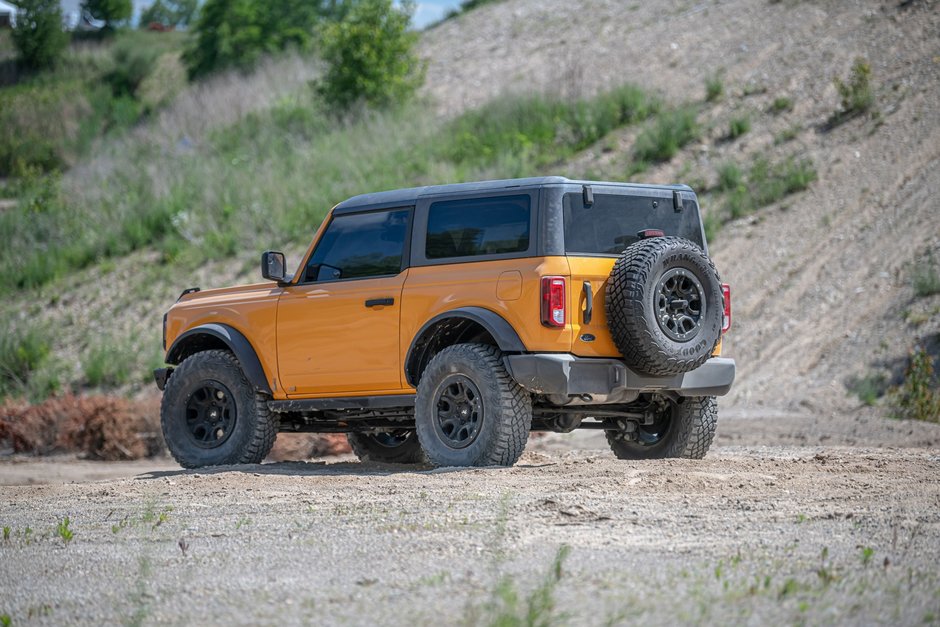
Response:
166,323,272,394
404,307,527,387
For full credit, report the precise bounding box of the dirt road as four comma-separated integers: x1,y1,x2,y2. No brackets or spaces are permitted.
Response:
2,410,939,626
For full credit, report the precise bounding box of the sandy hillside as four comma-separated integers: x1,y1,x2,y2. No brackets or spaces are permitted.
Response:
421,0,940,414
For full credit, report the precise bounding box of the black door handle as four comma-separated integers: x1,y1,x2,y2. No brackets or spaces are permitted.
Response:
582,281,593,324
365,297,394,308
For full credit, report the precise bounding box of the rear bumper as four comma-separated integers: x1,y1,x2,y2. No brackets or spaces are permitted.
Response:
504,354,735,398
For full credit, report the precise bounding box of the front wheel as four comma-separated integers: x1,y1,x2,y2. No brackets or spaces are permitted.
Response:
606,396,717,460
160,350,277,468
346,430,426,464
415,344,532,467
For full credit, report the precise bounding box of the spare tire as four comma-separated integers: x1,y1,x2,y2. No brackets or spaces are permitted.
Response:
605,236,722,376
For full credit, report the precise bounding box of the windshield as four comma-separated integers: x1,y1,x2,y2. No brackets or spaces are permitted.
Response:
563,191,705,255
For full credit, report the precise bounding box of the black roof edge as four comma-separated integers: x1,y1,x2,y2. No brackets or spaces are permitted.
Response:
331,176,695,214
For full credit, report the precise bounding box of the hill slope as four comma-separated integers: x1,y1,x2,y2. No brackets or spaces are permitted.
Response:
422,0,940,414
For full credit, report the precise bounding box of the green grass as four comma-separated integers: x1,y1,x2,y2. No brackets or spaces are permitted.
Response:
0,83,659,294
846,372,889,406
727,114,751,139
83,340,134,388
893,346,939,423
55,517,74,544
834,57,874,120
770,96,793,114
716,162,743,192
479,545,572,627
704,73,723,102
912,257,940,297
0,320,61,401
774,124,801,145
632,105,699,165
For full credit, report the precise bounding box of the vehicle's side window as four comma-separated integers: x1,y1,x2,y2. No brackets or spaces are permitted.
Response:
426,195,530,260
303,209,409,282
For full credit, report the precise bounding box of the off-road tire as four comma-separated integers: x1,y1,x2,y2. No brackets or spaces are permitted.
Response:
160,350,276,468
606,236,723,375
605,396,717,460
415,343,532,467
346,431,426,464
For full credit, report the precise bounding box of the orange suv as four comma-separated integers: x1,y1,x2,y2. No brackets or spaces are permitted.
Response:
155,177,734,468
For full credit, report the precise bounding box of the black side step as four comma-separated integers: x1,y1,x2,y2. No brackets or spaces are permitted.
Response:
268,395,416,413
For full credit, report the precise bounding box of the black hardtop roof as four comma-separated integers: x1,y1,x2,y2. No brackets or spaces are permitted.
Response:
332,176,693,212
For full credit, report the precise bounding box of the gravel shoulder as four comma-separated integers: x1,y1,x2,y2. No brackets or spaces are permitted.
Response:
2,412,939,626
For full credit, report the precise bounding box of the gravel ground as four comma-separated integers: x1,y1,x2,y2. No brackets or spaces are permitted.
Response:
2,411,939,626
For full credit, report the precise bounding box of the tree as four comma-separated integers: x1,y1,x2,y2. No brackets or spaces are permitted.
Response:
11,0,69,70
139,0,199,29
319,0,424,110
82,0,132,29
184,0,341,78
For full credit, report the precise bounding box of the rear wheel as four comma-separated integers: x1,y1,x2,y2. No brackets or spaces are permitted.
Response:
605,396,717,460
160,350,276,468
346,430,426,464
415,343,532,467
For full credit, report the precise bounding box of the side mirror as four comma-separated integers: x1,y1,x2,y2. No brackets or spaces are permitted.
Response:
261,251,287,283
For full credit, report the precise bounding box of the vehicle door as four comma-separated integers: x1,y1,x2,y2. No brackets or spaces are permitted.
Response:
276,207,412,396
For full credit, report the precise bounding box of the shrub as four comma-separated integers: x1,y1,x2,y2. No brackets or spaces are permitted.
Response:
847,372,889,406
106,37,161,98
705,73,723,102
185,0,324,78
82,0,133,29
728,114,751,139
318,0,424,110
719,157,816,220
833,57,873,119
633,106,699,163
893,346,939,423
10,0,69,70
139,0,199,29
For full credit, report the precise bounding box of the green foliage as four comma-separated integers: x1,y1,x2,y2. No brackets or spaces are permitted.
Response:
106,37,160,98
56,516,74,544
834,57,873,117
705,73,723,102
139,0,199,28
716,162,743,192
846,372,889,406
444,85,656,168
633,106,699,164
83,341,133,388
318,0,423,110
912,256,940,298
725,157,816,218
11,0,69,70
0,320,54,400
82,0,132,28
727,114,751,139
770,96,793,113
185,0,331,78
484,545,571,627
893,346,939,423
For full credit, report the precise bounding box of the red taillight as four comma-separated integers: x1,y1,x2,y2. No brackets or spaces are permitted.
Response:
721,283,732,333
541,276,567,328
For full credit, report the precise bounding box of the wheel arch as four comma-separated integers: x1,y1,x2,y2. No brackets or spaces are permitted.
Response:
404,307,526,387
165,323,272,394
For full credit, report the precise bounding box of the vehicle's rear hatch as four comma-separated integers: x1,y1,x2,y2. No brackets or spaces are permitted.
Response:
562,186,706,358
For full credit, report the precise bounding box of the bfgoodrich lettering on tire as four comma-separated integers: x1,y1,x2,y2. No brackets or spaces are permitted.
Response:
415,343,532,467
160,350,276,468
606,236,723,376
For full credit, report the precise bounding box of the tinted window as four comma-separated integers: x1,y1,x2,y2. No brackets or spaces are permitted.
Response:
563,193,704,255
426,195,530,259
304,209,409,282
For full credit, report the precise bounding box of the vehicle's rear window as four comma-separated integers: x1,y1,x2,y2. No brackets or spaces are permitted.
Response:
426,195,530,259
563,192,704,255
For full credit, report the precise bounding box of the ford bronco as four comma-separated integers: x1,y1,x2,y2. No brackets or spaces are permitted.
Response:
155,177,734,468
